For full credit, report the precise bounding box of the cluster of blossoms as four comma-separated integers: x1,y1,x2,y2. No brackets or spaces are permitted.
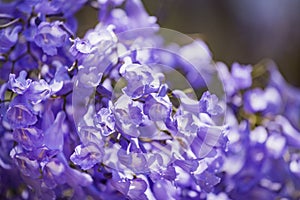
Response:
0,0,299,199
215,61,300,199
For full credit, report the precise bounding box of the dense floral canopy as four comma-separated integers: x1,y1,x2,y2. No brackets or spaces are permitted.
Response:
0,0,300,199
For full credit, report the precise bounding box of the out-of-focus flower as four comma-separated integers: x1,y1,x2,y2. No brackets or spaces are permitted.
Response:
34,21,68,56
217,61,300,199
0,25,22,54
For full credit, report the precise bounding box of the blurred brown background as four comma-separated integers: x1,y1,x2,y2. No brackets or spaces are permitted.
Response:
142,0,300,87
76,0,300,86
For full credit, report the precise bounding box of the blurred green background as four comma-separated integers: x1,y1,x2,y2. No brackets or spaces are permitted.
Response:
77,0,300,86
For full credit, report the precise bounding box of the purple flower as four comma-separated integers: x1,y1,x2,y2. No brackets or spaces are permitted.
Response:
70,142,103,170
42,154,93,190
6,0,295,198
49,66,67,94
101,0,158,32
274,116,300,147
34,0,87,17
42,159,66,189
143,93,172,122
8,71,32,95
113,94,145,137
265,133,286,158
13,127,44,151
16,0,41,13
43,111,66,151
172,89,200,113
231,62,252,90
199,91,223,116
179,40,212,67
244,87,282,114
6,104,37,128
175,112,199,136
249,126,268,144
290,155,300,177
110,173,130,195
70,38,94,56
217,62,237,96
72,25,117,68
118,150,148,173
111,174,149,200
34,21,68,56
153,179,177,200
193,170,221,192
77,66,104,88
149,164,176,182
78,126,103,146
174,159,199,173
25,79,51,104
13,153,40,178
15,53,39,72
120,62,164,99
94,105,116,136
127,178,148,200
0,25,22,54
192,126,227,158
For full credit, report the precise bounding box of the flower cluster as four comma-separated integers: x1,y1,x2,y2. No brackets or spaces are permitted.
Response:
0,0,299,200
69,10,227,199
216,61,300,199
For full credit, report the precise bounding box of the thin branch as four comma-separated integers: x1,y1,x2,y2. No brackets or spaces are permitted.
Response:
0,18,21,29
